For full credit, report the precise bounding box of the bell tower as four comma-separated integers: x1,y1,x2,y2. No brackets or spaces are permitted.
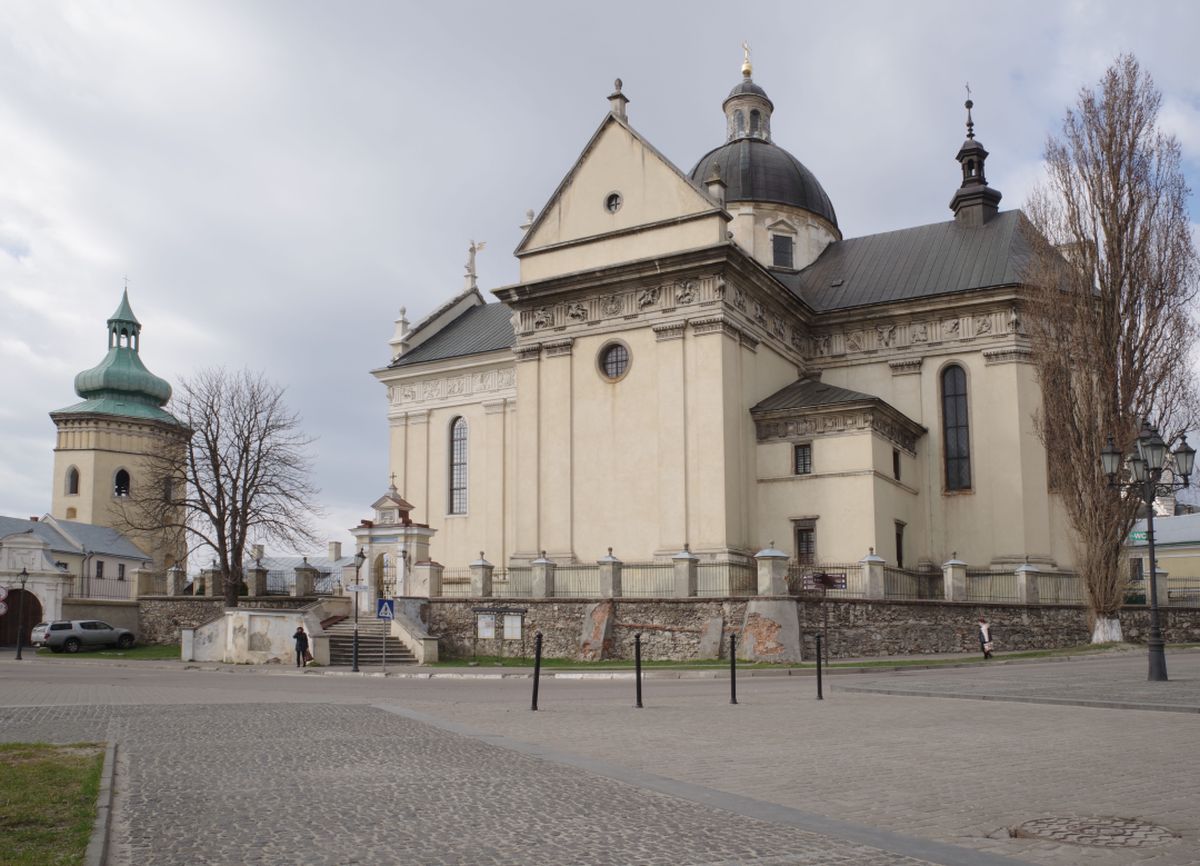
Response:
49,290,190,571
949,92,1003,226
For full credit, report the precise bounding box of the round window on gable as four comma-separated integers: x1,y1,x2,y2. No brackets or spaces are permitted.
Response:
598,342,630,381
604,192,623,214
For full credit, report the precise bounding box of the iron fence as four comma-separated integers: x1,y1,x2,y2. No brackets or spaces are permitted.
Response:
555,564,602,597
883,566,942,600
696,561,756,596
1167,576,1200,606
492,566,532,597
965,569,1019,603
621,561,675,597
440,567,472,598
1035,571,1086,605
72,574,135,600
786,562,864,598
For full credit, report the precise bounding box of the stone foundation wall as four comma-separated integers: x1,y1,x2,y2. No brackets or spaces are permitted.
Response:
137,596,322,645
427,596,1200,661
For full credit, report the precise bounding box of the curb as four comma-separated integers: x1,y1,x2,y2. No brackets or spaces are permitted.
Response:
84,742,117,866
833,685,1200,714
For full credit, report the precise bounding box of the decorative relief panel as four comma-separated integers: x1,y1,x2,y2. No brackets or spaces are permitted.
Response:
390,367,517,407
755,410,920,453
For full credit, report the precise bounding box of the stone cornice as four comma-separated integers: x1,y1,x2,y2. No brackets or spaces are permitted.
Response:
983,344,1034,365
386,368,516,414
753,401,925,454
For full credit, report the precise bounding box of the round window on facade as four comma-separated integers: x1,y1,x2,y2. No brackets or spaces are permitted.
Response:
604,192,623,213
598,342,630,381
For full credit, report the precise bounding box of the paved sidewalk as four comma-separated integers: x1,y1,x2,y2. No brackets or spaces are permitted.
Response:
2,652,1199,865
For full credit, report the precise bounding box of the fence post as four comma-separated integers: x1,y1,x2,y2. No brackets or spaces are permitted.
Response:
1015,561,1040,604
861,548,886,599
598,548,623,598
672,545,698,598
531,632,543,711
1150,567,1169,609
167,564,186,596
816,633,824,700
246,562,268,597
942,554,967,602
410,561,444,598
469,552,494,597
754,542,789,595
132,568,158,598
293,557,317,597
634,633,643,708
202,565,220,597
729,632,738,705
532,551,556,598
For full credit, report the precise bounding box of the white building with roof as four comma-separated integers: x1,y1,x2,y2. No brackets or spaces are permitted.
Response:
371,58,1075,576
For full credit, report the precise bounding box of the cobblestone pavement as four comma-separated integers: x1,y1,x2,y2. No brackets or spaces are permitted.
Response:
2,654,1199,865
1,665,1006,866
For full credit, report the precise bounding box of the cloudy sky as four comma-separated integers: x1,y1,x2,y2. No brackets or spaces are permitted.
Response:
2,0,1198,555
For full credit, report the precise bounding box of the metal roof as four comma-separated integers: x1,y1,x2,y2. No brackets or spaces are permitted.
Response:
751,379,880,414
690,138,837,227
0,515,150,561
783,209,1030,311
390,302,514,368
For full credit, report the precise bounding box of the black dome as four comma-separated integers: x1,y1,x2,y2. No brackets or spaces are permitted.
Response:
725,79,772,106
690,138,838,228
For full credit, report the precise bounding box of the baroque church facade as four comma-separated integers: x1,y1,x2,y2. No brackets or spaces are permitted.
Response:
373,60,1075,575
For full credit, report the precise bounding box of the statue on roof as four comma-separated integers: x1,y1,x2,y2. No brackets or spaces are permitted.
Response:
464,240,486,289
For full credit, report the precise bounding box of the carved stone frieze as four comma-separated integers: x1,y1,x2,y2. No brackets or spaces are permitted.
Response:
514,345,542,363
755,408,921,453
542,338,574,357
566,302,588,322
390,367,517,407
910,322,929,343
982,345,1034,365
888,358,923,375
690,316,741,340
601,295,623,316
637,286,660,308
653,322,686,341
533,307,553,329
877,324,895,347
675,280,698,305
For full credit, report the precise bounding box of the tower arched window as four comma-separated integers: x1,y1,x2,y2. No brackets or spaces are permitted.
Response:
941,365,971,490
734,110,745,135
66,467,80,496
750,109,761,136
449,417,468,514
114,469,131,498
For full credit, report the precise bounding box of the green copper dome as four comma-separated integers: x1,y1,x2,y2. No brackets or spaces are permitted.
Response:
52,291,181,425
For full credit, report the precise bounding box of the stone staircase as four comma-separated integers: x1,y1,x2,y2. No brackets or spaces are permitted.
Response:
322,617,416,667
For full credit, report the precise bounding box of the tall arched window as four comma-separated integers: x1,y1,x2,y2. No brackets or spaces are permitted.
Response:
941,365,971,490
449,417,468,514
114,469,131,498
750,109,761,136
66,467,80,495
734,110,745,135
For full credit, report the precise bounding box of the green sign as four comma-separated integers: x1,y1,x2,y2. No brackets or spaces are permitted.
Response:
1130,530,1148,542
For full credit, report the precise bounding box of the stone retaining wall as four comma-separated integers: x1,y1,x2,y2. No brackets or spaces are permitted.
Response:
427,596,1200,661
137,597,322,645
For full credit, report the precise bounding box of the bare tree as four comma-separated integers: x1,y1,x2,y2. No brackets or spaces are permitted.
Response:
118,368,322,606
1023,55,1198,641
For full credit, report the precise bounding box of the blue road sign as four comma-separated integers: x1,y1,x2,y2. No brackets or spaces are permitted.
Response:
376,598,395,620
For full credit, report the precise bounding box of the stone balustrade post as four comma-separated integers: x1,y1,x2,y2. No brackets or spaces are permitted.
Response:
132,567,158,597
532,552,556,598
166,564,186,596
469,552,494,597
598,548,623,598
246,562,268,597
861,548,886,599
942,554,967,602
1015,562,1040,604
203,567,220,597
410,561,444,598
292,557,317,597
754,542,789,596
673,545,699,597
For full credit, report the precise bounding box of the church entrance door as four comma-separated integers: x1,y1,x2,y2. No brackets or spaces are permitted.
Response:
0,589,43,648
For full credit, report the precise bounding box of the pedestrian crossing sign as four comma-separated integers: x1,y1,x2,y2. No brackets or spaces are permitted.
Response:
376,599,395,620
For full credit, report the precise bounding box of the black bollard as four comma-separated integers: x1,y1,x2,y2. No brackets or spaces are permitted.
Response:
729,632,738,705
815,633,823,700
531,632,543,712
634,633,643,708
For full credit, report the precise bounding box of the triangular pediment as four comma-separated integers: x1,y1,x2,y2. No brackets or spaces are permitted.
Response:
517,114,724,257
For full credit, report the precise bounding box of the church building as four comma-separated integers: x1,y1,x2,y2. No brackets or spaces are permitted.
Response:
373,58,1074,577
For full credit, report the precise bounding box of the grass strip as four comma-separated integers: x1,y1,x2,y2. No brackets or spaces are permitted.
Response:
35,644,180,661
0,742,104,866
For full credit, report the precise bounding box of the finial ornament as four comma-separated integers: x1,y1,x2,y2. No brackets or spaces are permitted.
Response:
964,83,975,140
741,41,752,78
614,78,622,92
464,240,486,289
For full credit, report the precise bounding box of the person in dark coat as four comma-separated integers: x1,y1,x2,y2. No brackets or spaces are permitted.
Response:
977,617,994,660
294,626,310,668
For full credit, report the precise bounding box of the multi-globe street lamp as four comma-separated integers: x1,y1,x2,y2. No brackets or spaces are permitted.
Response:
352,547,366,673
1100,419,1195,682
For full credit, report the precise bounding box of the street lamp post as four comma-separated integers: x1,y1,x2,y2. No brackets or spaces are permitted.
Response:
1101,420,1195,682
352,547,366,673
14,568,29,661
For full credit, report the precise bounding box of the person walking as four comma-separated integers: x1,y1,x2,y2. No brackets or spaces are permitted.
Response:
977,617,994,660
293,626,310,668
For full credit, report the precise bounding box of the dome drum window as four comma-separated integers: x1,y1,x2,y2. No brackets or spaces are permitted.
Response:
598,342,631,381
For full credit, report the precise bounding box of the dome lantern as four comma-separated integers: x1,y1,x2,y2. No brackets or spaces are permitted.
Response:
722,45,773,143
